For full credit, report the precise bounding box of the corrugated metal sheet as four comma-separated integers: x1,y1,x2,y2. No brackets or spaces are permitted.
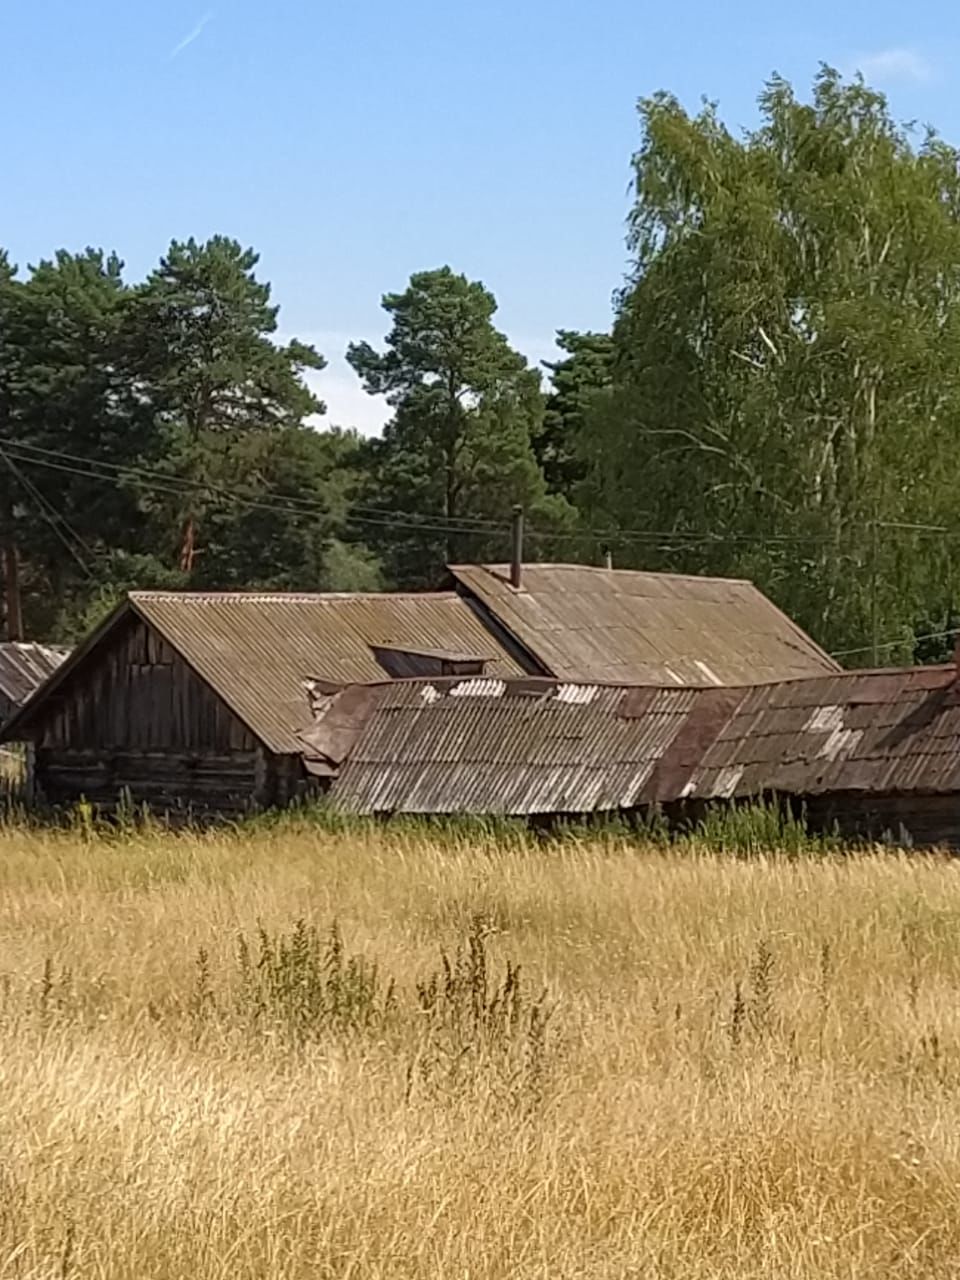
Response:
0,642,68,721
687,666,960,800
320,665,960,816
323,677,712,815
130,592,525,754
450,563,838,686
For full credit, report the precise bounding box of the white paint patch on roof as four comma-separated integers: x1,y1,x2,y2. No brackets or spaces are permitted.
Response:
419,685,440,704
806,704,844,733
448,678,507,699
555,684,601,705
694,660,724,687
712,766,745,799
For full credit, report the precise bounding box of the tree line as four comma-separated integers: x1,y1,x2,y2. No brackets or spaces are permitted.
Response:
3,67,960,662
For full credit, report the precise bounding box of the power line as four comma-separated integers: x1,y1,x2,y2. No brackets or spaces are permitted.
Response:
9,436,960,555
3,440,511,533
0,446,519,540
0,448,94,577
1,444,715,545
831,627,958,661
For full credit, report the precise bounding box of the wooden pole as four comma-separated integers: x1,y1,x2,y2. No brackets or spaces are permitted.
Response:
3,537,22,641
509,506,524,589
0,482,22,641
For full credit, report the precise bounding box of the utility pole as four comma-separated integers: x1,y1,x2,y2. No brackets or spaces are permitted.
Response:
3,539,22,641
0,460,23,641
0,485,22,641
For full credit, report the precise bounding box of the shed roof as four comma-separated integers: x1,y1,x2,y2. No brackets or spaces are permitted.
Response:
311,677,741,815
0,642,68,716
3,591,524,754
686,665,960,800
450,562,838,686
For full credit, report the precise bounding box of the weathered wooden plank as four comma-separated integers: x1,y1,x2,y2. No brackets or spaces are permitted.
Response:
36,746,261,815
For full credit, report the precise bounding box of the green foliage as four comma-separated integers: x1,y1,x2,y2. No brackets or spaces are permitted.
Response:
581,67,960,658
410,913,552,1106
228,919,391,1047
0,236,384,636
58,552,187,642
537,329,614,497
8,70,960,648
692,798,839,857
0,249,157,635
129,236,326,575
348,267,574,586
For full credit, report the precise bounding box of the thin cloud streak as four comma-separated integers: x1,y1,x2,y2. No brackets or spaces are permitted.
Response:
169,11,214,60
852,48,933,84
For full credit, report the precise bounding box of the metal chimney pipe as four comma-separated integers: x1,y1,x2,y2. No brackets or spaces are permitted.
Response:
509,506,524,589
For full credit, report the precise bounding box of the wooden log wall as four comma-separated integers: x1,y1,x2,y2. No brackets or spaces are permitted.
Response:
803,792,960,851
27,615,284,814
36,616,256,753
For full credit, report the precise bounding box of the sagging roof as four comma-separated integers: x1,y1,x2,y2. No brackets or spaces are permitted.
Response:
450,562,838,686
3,592,525,755
685,666,960,800
309,664,960,816
0,642,68,717
307,677,742,815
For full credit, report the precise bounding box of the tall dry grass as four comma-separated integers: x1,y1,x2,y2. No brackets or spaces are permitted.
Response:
3,818,960,1276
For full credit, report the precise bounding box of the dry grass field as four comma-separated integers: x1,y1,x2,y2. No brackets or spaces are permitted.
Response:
3,816,960,1277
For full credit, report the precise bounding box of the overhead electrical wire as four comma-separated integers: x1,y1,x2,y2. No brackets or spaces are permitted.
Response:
831,627,960,661
7,439,960,561
0,447,95,577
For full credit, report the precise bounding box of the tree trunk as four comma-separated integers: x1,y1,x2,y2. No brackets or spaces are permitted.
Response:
179,511,197,575
0,487,22,641
3,538,22,641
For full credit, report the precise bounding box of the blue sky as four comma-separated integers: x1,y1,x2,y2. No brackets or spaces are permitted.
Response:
2,1,956,432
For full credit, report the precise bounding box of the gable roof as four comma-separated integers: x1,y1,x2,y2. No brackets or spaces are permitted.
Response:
2,591,524,754
449,563,838,686
685,665,960,800
306,676,741,815
0,642,69,718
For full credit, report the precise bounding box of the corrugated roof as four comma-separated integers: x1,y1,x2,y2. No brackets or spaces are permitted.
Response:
0,642,68,717
450,563,838,686
1,592,525,755
315,664,960,816
686,666,960,799
129,592,525,754
317,677,739,815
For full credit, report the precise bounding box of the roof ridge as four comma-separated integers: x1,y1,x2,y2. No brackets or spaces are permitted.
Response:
451,562,756,586
128,589,460,603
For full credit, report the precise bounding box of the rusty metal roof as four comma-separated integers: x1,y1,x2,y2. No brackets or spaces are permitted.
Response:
450,563,838,686
1,592,524,755
315,664,960,816
318,677,739,815
686,666,960,800
0,642,68,719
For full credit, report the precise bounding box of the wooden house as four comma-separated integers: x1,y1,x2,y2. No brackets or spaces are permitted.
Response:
0,591,524,815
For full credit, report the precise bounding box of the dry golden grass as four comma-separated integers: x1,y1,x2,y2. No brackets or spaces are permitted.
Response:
3,818,960,1277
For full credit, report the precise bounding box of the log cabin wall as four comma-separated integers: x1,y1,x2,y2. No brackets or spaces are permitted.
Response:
802,792,960,851
29,615,269,814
